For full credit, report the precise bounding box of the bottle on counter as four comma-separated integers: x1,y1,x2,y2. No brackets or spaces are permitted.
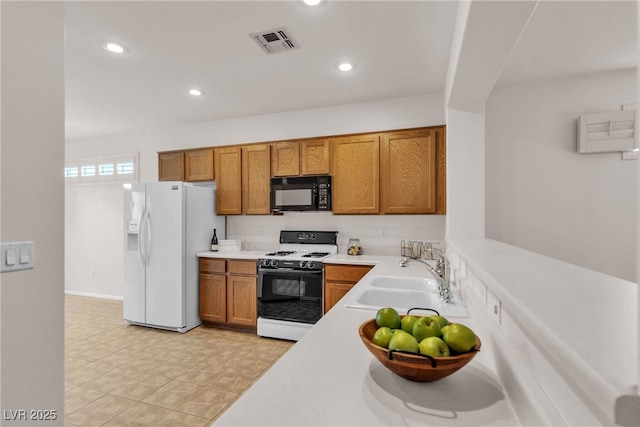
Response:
211,229,218,252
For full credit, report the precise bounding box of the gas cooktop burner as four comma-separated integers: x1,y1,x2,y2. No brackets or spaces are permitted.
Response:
301,252,330,258
264,250,297,257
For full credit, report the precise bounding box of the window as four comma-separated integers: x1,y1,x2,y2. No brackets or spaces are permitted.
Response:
117,162,134,175
65,153,139,184
64,166,78,178
98,164,114,176
81,165,96,177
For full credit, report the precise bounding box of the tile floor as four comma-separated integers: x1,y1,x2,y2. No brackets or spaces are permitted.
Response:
65,295,293,426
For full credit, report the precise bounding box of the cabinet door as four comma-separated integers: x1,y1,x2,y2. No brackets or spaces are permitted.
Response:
227,275,257,327
271,141,300,177
158,152,184,181
214,147,242,215
331,134,380,214
185,148,214,182
199,273,227,323
324,282,354,314
242,144,271,215
301,138,330,175
380,129,437,214
324,264,372,283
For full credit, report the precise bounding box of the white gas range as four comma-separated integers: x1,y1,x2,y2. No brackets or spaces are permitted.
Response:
257,230,338,341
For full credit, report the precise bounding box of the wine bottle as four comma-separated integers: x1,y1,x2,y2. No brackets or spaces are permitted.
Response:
211,229,218,252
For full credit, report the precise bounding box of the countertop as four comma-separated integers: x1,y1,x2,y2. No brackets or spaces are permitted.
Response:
197,250,265,260
206,244,638,426
212,256,528,426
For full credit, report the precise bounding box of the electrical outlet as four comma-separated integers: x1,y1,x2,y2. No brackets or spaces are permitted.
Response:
487,290,501,325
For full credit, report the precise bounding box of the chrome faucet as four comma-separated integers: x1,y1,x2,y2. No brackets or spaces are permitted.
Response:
399,246,451,303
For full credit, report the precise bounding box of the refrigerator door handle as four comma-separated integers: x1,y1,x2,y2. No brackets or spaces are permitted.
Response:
137,210,145,266
144,207,152,263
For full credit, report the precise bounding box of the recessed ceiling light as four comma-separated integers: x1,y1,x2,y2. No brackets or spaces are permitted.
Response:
189,89,204,96
338,63,353,72
101,41,129,54
303,0,323,6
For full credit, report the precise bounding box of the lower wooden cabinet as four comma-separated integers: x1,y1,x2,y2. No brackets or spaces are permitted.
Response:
199,258,257,330
323,263,373,313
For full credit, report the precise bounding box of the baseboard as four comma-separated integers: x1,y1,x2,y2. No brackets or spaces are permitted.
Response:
65,290,123,301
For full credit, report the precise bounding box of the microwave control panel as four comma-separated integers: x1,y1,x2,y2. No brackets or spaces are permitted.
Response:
317,182,330,210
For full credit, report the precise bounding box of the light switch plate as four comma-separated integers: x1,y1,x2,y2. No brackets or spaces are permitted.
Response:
1,242,34,272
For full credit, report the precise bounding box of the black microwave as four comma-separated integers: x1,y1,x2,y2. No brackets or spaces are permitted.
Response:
270,176,331,212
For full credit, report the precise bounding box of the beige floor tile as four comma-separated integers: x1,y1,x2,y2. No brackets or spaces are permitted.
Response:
65,295,294,426
78,367,143,394
65,394,136,427
207,369,256,393
141,380,201,410
175,386,238,419
102,402,211,427
65,386,105,414
110,373,172,401
66,361,117,388
72,343,123,362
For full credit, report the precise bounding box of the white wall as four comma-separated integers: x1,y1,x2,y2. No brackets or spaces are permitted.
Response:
65,93,447,297
486,69,638,282
0,2,65,424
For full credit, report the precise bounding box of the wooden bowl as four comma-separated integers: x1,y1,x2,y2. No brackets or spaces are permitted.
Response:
359,318,481,382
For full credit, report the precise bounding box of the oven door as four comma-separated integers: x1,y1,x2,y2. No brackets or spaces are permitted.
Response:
257,268,323,324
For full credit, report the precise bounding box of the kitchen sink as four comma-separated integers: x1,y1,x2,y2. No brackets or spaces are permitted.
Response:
367,275,438,291
344,275,468,318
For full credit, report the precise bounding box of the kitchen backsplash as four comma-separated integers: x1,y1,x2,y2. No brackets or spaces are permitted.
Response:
227,213,445,256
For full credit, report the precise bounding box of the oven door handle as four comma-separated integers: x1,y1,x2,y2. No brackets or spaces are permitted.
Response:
258,267,322,275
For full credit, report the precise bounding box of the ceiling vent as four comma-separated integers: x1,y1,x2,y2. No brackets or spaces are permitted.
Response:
249,26,300,55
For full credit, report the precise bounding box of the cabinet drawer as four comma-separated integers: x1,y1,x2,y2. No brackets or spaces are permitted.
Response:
228,259,256,275
199,258,225,274
324,264,372,283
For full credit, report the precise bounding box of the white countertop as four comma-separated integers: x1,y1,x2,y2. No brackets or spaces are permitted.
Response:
208,243,639,426
213,256,530,426
197,250,265,260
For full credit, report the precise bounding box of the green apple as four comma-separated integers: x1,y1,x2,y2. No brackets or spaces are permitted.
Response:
441,323,477,353
418,336,450,357
430,315,449,330
400,315,418,334
412,316,442,342
388,330,419,354
372,327,394,348
375,307,401,329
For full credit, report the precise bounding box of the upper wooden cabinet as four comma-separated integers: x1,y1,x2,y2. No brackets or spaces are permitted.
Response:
271,141,300,176
214,146,242,215
330,134,380,214
242,144,271,215
271,138,330,177
158,151,184,181
380,128,437,214
185,148,214,181
301,138,330,175
160,125,445,216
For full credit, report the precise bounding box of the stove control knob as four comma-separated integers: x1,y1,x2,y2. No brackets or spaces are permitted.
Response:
299,261,307,269
269,259,277,268
307,262,315,269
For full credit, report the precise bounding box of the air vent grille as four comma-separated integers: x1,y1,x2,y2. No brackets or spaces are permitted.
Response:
250,26,300,55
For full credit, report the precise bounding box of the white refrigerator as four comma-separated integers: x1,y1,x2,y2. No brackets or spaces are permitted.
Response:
123,181,225,332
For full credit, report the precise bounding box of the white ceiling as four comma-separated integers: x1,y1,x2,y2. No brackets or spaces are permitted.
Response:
64,1,637,141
